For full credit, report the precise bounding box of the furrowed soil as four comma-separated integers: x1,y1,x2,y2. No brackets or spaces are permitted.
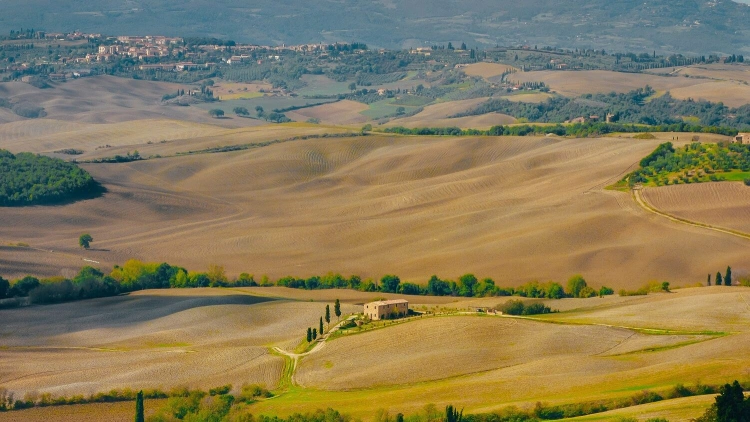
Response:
3,135,750,287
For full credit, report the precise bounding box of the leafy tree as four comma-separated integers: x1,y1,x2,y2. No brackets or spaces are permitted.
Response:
380,275,401,293
233,106,249,116
255,106,264,117
208,109,225,118
460,42,467,50
0,276,9,299
0,149,99,206
567,275,587,298
725,266,732,286
334,298,341,320
458,274,478,297
661,282,670,292
348,82,357,92
396,414,404,422
599,286,614,296
9,276,39,297
447,42,454,50
135,390,144,422
714,380,749,422
717,271,723,286
79,233,93,249
306,327,312,342
325,304,331,328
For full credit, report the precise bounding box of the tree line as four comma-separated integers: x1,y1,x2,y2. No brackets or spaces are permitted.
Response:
0,149,101,206
382,121,739,138
451,86,750,130
0,260,614,307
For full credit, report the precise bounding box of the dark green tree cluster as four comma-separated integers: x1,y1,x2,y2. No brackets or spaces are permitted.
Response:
453,86,750,129
498,299,555,316
695,380,750,422
711,266,733,286
0,149,100,206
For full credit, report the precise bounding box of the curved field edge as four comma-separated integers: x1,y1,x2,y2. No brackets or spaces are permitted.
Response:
633,187,750,241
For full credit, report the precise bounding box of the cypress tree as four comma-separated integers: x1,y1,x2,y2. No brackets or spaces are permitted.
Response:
334,299,341,320
725,266,732,286
306,327,312,342
325,304,331,327
312,328,317,340
134,390,144,422
319,317,324,335
707,273,711,286
716,272,723,286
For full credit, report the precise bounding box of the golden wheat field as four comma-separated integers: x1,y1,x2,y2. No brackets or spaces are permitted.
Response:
3,134,750,286
386,97,518,128
641,182,750,234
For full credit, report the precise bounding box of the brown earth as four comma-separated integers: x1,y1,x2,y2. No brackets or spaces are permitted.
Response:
2,135,750,288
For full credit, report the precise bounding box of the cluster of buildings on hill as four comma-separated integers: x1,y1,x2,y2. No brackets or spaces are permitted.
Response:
91,35,184,62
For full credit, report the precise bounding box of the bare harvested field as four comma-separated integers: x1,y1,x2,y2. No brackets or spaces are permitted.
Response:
646,63,750,84
387,97,517,128
667,80,750,107
249,288,750,418
0,76,263,128
501,92,555,103
461,63,518,79
512,70,704,97
0,289,358,397
296,316,704,389
285,100,370,125
0,399,166,422
0,120,346,161
3,135,750,287
642,182,750,234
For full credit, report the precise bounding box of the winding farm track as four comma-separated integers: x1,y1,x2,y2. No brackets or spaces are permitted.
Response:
633,187,750,241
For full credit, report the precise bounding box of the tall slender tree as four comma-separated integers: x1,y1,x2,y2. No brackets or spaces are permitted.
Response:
725,266,732,286
307,327,312,342
707,273,712,286
319,317,324,336
445,405,463,422
312,328,317,340
716,272,723,286
334,299,341,321
325,304,331,328
134,390,144,422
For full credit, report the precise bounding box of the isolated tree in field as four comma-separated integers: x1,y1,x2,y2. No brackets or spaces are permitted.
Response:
445,405,463,422
319,316,324,335
396,414,404,422
208,109,225,118
707,273,712,286
325,304,331,328
306,327,312,342
78,233,93,249
233,106,249,116
255,105,264,117
716,271,723,286
460,42,467,50
725,266,732,286
134,390,144,422
312,328,317,340
566,275,587,298
348,82,357,92
661,282,670,292
334,298,341,320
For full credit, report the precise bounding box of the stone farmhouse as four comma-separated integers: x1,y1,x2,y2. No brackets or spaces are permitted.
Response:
364,299,409,320
734,133,750,144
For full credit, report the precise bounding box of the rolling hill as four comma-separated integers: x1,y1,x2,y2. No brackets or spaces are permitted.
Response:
0,0,749,53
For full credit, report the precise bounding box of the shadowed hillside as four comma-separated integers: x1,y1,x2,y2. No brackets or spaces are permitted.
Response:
0,0,748,53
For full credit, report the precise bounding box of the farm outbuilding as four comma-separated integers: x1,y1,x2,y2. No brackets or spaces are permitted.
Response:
734,133,750,144
364,299,409,320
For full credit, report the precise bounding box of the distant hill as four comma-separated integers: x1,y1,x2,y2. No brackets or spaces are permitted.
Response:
1,0,749,54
